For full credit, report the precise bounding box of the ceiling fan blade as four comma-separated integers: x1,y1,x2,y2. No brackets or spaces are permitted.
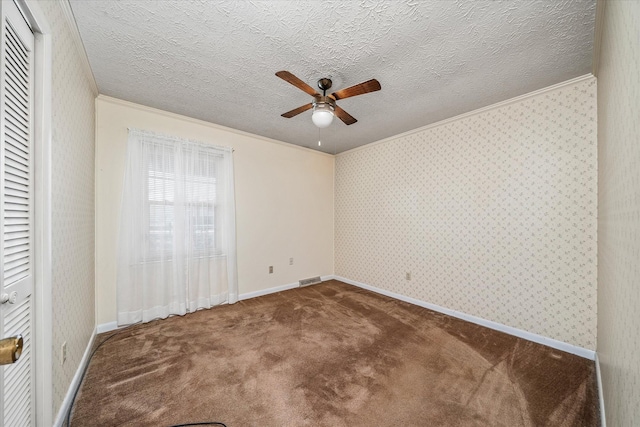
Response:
276,71,318,96
331,79,381,101
334,105,357,125
281,103,313,118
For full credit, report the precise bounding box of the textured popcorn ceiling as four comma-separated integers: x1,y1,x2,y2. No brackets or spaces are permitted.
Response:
69,0,596,154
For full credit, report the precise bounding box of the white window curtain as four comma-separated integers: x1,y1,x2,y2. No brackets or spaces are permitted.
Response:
116,129,238,326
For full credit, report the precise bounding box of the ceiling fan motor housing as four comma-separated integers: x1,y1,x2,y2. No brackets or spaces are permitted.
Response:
312,94,336,110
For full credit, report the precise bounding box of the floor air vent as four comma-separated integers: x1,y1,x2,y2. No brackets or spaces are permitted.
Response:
299,276,322,287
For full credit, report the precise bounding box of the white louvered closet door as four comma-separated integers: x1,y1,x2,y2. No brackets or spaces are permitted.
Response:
0,1,35,426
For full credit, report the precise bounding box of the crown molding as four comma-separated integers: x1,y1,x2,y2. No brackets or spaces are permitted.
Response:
96,95,335,158
57,0,98,95
592,0,606,77
338,74,596,157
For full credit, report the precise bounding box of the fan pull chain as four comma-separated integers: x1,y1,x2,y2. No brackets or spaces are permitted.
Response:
318,128,322,147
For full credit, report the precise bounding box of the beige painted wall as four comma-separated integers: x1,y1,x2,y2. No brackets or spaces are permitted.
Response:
95,96,334,325
597,0,640,425
335,77,598,350
36,0,97,415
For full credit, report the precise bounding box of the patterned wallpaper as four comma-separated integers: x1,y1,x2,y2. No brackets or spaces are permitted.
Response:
38,0,97,415
597,1,640,425
335,78,597,350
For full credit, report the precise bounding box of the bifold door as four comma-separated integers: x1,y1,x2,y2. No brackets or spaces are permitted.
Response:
0,0,35,425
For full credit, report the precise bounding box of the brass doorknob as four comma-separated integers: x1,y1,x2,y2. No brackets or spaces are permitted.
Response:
0,335,23,365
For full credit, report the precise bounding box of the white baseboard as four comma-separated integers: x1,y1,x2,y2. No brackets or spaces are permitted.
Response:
96,321,119,334
97,282,312,332
53,328,97,427
595,352,606,426
238,275,339,301
239,282,299,301
334,276,596,360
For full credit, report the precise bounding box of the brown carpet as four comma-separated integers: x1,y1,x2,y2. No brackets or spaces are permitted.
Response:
69,280,599,426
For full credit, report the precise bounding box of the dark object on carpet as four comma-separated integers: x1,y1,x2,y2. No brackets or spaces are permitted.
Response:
69,280,599,426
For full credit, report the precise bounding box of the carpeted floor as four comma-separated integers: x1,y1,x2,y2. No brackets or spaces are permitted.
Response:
69,280,599,426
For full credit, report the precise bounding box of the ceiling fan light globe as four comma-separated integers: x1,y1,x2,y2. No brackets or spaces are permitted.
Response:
312,110,334,128
312,103,335,128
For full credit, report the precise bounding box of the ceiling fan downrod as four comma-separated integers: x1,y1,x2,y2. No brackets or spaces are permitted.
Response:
317,78,332,96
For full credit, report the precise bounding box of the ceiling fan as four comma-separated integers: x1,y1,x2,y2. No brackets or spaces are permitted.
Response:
276,70,381,128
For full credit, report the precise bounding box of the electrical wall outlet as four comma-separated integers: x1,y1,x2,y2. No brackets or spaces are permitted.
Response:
269,266,273,274
61,341,67,365
406,272,411,280
289,257,294,265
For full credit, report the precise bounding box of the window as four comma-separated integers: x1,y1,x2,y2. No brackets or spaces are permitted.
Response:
142,142,225,261
117,129,238,325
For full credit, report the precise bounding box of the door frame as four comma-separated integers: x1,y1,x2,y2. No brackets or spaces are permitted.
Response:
14,0,53,425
